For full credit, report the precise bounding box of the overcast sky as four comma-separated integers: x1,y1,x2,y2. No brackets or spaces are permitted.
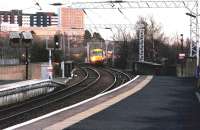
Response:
0,0,191,40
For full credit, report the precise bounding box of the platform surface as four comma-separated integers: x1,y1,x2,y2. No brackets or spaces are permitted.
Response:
0,80,21,85
0,77,69,92
0,79,44,92
65,76,200,130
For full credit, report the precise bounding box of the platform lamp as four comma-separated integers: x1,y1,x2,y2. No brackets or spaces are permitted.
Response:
21,32,33,80
9,32,21,48
105,27,114,66
180,34,184,77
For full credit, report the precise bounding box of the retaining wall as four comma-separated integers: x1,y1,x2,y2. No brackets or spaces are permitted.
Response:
0,63,44,80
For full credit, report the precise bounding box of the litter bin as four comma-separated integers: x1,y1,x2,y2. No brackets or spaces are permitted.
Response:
64,61,74,77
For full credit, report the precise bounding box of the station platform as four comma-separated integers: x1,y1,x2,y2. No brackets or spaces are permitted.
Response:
0,67,80,94
0,79,49,92
0,80,22,86
0,77,69,93
64,76,200,130
5,76,200,130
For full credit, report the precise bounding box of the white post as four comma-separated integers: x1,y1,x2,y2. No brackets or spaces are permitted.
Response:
68,36,70,60
105,41,108,63
87,42,90,63
61,61,65,78
61,34,66,78
49,49,52,65
112,42,115,66
48,49,53,79
46,36,53,79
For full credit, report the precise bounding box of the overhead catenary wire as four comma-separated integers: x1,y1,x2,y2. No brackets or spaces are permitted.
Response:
85,9,116,36
33,0,42,10
117,8,134,30
82,9,99,33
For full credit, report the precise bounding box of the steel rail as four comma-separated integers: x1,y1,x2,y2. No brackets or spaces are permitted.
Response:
110,68,132,83
99,68,117,93
100,67,131,93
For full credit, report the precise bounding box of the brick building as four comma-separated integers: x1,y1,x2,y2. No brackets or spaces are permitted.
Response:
59,8,84,36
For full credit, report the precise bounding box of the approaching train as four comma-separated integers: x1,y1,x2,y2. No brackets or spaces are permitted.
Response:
89,48,106,65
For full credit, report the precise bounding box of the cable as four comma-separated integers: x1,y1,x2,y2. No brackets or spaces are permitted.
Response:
117,8,132,25
82,9,99,33
33,0,42,10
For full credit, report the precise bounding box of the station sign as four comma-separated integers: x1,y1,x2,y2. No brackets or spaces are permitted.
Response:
48,65,53,79
178,53,185,60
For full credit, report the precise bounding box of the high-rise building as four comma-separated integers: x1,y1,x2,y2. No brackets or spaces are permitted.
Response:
0,8,84,36
59,8,84,36
22,15,31,27
0,10,23,26
0,10,58,27
30,12,58,27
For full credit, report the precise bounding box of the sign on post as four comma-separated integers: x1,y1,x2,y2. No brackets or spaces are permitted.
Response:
48,65,53,79
179,53,186,60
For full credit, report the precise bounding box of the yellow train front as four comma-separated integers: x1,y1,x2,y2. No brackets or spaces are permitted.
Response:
90,49,105,65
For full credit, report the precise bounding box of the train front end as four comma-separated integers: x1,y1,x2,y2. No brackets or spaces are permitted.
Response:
90,49,105,65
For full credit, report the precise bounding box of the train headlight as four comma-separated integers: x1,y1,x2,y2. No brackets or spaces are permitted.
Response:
91,57,96,62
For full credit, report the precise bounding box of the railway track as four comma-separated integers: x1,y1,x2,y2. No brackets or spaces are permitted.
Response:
0,65,132,129
101,67,131,93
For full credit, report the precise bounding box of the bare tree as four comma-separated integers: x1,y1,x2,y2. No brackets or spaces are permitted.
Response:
111,26,133,69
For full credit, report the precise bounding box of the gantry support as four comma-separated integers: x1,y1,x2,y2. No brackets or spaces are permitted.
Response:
138,25,145,62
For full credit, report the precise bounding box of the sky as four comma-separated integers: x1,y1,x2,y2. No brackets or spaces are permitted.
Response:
0,0,192,40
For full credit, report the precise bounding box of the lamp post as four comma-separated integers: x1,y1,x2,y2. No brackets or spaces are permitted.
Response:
180,34,184,77
105,27,115,66
152,33,155,62
21,32,33,80
9,31,33,80
104,27,113,64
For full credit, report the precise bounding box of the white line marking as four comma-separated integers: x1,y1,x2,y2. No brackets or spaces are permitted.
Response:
4,75,140,130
